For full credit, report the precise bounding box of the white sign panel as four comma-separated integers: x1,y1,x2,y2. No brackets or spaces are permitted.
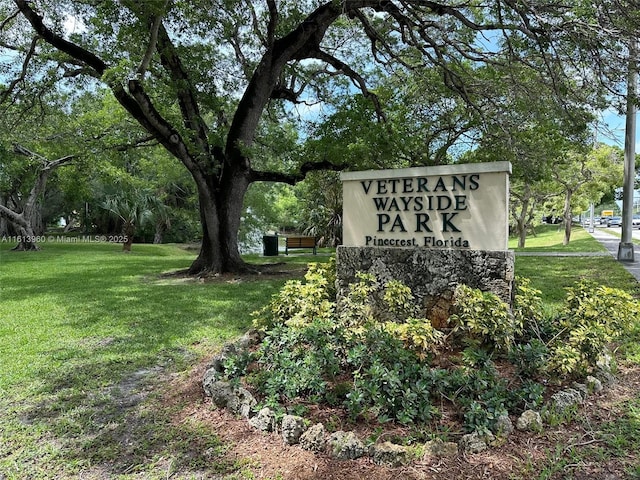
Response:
341,162,511,251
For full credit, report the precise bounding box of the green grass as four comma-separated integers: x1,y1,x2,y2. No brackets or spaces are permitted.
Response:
0,241,319,479
509,224,607,252
510,224,640,306
516,256,640,306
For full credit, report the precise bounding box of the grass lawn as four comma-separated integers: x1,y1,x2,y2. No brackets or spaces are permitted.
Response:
509,223,607,252
0,241,317,479
510,224,640,306
1,236,639,479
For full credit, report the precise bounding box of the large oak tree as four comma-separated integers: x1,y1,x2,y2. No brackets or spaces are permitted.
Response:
2,0,635,273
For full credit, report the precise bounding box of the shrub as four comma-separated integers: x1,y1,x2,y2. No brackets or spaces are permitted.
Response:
251,318,342,403
508,339,549,379
513,276,545,338
546,280,639,377
450,284,519,351
337,272,378,332
247,262,638,437
252,258,336,331
383,317,444,359
344,326,435,425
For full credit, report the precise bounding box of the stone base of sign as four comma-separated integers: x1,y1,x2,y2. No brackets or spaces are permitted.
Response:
336,247,514,326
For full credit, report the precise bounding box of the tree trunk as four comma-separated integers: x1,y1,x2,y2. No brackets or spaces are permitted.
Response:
0,207,40,251
12,224,40,251
187,170,251,275
516,199,529,249
153,221,165,244
122,221,135,252
563,189,573,246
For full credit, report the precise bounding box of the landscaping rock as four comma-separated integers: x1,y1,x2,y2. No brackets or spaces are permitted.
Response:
516,410,542,432
458,432,494,454
596,370,616,387
585,375,603,393
281,415,306,445
423,439,458,459
550,388,584,411
596,351,614,372
327,431,366,460
495,414,514,437
226,386,256,419
202,367,222,391
236,329,262,350
369,441,412,467
203,378,234,407
207,343,238,374
202,378,256,419
249,407,276,432
299,423,326,452
571,382,589,399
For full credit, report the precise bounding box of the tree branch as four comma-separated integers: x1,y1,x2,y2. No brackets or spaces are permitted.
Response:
0,8,20,30
126,79,199,173
155,22,212,165
0,35,38,104
266,0,278,47
10,145,74,221
13,0,108,75
136,0,169,79
310,48,386,121
250,159,347,185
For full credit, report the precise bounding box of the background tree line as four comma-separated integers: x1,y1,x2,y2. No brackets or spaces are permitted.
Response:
0,1,634,258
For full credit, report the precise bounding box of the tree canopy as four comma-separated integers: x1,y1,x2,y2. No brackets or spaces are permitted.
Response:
2,1,637,271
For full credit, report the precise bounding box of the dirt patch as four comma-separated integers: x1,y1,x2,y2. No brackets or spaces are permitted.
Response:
164,358,640,480
153,263,308,285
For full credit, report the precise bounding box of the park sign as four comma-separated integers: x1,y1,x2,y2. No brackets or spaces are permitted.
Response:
340,162,511,251
336,162,514,320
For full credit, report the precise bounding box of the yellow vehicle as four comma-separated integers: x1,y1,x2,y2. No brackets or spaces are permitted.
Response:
599,210,614,225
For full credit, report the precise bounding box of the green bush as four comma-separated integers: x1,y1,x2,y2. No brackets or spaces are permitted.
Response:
344,326,436,425
337,272,378,332
246,260,639,435
546,280,639,377
513,276,544,335
508,339,549,379
251,318,342,403
450,284,519,351
252,258,336,331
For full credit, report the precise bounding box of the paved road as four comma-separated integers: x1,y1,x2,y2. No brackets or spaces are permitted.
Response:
588,227,640,282
596,225,640,240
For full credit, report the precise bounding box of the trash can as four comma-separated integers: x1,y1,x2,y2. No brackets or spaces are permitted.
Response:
262,234,279,256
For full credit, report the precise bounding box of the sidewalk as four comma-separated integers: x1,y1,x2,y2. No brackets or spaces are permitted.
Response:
587,228,640,282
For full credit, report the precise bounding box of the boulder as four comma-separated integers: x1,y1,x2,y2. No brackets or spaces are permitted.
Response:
423,439,458,459
281,414,306,445
458,432,493,454
249,407,276,432
516,410,543,432
585,375,604,393
327,431,366,460
495,413,514,437
226,386,256,419
550,388,584,412
299,423,327,452
202,378,256,419
369,441,412,467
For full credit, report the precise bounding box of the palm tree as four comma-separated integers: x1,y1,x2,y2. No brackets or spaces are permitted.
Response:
101,193,154,252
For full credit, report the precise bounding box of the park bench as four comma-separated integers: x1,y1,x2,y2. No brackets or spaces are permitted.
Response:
285,235,317,255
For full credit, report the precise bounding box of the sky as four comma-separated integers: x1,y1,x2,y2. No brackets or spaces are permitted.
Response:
600,108,640,154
